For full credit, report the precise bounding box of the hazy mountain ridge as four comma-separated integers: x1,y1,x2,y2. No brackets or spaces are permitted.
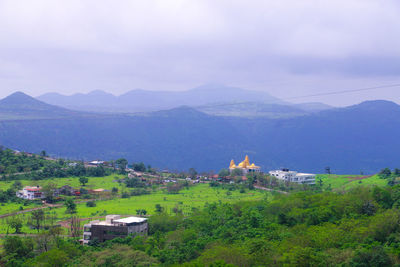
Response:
0,92,83,120
196,102,309,118
37,84,286,113
0,92,399,173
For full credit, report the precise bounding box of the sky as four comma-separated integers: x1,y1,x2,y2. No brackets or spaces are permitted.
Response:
1,0,400,106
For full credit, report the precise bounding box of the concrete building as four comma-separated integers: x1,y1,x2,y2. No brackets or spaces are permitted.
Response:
16,186,44,200
269,169,316,184
229,155,261,174
82,215,148,244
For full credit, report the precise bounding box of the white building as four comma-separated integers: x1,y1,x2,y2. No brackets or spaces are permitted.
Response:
16,186,44,200
269,169,316,184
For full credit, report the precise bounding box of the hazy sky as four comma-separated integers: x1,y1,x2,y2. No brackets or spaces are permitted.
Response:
1,0,400,106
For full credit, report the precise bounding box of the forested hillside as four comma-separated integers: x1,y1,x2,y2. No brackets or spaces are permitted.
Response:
1,99,400,173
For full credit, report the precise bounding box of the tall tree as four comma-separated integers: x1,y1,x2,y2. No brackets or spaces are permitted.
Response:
31,209,45,233
116,158,128,173
65,198,77,214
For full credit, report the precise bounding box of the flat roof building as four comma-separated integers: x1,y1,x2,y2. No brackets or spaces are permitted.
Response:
81,215,148,245
269,169,315,184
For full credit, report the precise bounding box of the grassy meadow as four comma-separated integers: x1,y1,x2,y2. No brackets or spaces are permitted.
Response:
317,174,387,190
0,174,126,191
0,183,268,234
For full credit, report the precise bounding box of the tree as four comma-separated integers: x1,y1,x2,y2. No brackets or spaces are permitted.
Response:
42,182,57,203
350,246,391,267
155,204,163,213
12,181,22,190
218,169,230,178
7,216,23,234
325,166,331,174
34,248,69,267
70,216,81,238
31,209,45,233
231,168,243,177
136,209,147,216
86,201,96,207
79,176,89,186
3,236,34,259
112,187,118,195
65,198,77,214
379,168,392,179
125,177,145,188
40,150,47,157
188,168,197,179
115,158,128,173
133,162,146,172
394,168,400,176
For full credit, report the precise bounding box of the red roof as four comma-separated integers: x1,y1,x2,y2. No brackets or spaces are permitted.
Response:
26,188,41,192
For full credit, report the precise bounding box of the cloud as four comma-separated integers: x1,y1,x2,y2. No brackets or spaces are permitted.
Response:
0,0,400,105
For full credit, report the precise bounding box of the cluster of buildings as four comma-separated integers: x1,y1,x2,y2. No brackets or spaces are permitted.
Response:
227,156,316,184
81,215,148,244
15,185,110,200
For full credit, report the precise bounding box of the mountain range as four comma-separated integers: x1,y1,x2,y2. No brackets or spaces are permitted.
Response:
37,84,331,114
0,91,399,174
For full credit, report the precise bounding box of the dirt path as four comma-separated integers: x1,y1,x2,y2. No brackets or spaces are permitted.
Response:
254,185,289,194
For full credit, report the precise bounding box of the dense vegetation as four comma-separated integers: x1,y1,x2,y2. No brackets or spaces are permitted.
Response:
3,183,400,266
0,147,114,181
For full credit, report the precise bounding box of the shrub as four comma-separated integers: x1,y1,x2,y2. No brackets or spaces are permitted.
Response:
121,192,130,198
86,201,96,207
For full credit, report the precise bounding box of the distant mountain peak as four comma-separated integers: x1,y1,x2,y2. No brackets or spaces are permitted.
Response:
0,91,81,120
87,90,115,96
0,91,42,105
349,100,400,111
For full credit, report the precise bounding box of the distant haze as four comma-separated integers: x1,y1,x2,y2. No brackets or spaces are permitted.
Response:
1,0,400,106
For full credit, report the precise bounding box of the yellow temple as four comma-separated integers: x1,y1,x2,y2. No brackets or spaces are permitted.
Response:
229,155,261,174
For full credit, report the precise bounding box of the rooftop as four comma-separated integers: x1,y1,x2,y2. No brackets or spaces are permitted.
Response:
114,217,148,224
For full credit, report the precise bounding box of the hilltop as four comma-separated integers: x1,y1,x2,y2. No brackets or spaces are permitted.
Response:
0,92,84,120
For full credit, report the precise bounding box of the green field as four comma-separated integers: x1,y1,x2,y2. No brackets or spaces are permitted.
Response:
318,174,387,190
0,183,268,234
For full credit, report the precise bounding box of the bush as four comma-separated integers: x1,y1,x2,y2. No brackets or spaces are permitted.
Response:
125,178,146,188
121,192,130,198
86,201,96,207
130,188,150,196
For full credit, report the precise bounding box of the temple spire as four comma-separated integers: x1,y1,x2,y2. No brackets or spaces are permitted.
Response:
229,159,236,168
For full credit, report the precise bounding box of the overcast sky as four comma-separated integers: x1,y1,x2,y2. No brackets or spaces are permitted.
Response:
1,0,400,106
